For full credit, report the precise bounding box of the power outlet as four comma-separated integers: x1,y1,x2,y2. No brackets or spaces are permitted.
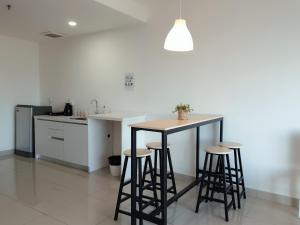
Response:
125,73,135,88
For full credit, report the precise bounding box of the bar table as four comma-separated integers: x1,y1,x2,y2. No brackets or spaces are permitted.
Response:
129,114,224,225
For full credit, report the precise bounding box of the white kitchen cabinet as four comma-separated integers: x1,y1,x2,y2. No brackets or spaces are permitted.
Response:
64,123,88,166
35,119,88,167
35,112,146,173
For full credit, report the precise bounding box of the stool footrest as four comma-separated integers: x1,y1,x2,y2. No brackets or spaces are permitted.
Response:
142,183,155,191
141,196,159,210
202,196,235,209
225,167,241,172
123,180,131,186
119,192,158,208
207,185,234,194
118,209,131,217
143,183,175,194
238,189,246,199
154,173,173,179
120,194,131,203
224,176,244,185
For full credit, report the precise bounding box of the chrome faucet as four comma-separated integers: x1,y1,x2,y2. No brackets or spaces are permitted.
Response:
90,99,99,114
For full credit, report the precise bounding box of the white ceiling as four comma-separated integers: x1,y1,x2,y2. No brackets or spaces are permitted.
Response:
0,0,148,42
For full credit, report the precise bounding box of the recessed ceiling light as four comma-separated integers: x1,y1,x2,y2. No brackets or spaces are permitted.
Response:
68,21,77,27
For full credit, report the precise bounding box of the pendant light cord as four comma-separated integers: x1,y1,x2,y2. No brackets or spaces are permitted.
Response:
179,0,182,19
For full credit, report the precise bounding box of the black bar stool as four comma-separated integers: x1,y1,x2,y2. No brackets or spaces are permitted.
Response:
114,148,158,222
195,146,236,222
218,142,246,209
146,142,177,197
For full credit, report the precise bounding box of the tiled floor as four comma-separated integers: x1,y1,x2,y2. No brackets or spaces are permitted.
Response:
0,155,299,225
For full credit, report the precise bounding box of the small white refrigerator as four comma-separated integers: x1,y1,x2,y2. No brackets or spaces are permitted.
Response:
15,105,52,158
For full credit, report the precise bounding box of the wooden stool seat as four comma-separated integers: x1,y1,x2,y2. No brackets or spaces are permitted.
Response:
205,146,232,155
146,142,170,150
218,142,242,149
123,148,152,158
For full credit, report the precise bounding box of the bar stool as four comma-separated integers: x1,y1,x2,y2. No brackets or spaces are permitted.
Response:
146,142,177,197
218,142,246,209
195,146,236,222
114,148,158,222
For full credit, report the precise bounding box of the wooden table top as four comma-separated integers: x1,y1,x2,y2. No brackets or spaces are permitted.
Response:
129,114,223,131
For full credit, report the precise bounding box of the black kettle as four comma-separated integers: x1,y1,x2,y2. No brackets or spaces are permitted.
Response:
64,103,73,116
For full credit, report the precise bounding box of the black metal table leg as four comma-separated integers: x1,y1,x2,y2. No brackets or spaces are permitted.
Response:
154,150,158,189
220,119,224,142
196,127,200,180
138,158,144,225
131,128,137,225
160,132,168,225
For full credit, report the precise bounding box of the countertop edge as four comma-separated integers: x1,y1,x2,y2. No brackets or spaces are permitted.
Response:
34,116,88,125
87,112,146,122
129,114,224,131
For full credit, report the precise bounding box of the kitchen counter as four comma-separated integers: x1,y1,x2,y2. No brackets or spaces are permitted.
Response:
34,111,146,173
35,111,146,125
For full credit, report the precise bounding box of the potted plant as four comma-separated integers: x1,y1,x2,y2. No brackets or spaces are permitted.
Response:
173,103,193,120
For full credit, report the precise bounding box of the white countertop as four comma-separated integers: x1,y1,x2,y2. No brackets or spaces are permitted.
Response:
88,111,146,122
35,111,146,124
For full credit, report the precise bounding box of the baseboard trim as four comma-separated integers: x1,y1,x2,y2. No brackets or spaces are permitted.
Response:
247,188,299,208
0,149,14,157
15,150,34,158
36,154,89,172
173,172,299,209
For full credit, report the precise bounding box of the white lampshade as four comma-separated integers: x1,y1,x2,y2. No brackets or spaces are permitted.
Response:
164,19,194,52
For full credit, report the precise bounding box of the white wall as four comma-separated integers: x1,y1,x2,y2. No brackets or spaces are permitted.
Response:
39,0,300,199
94,0,149,22
0,35,40,151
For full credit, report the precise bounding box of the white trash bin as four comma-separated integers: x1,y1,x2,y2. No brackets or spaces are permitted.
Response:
109,165,121,177
108,156,121,177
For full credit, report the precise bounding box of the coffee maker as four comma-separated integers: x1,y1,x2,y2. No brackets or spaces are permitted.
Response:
63,103,73,116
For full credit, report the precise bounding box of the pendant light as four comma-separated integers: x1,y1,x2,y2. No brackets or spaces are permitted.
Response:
164,0,194,52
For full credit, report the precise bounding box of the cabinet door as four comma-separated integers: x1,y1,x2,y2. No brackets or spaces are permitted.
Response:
64,123,88,166
35,120,64,160
35,119,49,157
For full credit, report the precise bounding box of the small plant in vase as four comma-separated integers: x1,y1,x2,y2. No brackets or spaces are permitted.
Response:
173,104,193,120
